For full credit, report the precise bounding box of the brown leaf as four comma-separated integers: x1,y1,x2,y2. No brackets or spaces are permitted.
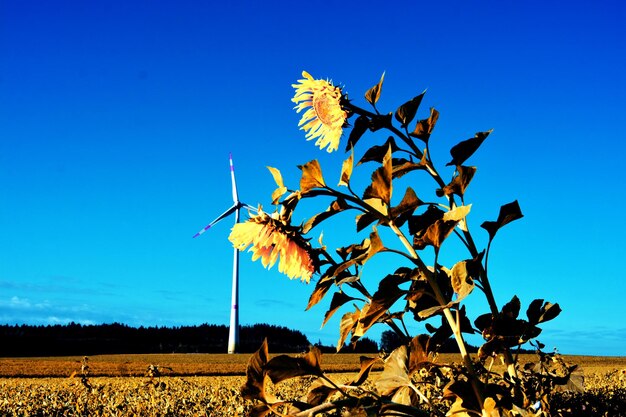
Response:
349,356,382,386
303,198,349,234
306,279,333,310
298,160,326,194
527,300,561,324
389,187,424,228
307,378,338,406
501,295,521,319
322,291,360,328
446,130,491,167
265,346,323,384
481,200,524,240
241,339,274,402
438,165,477,198
337,306,360,351
391,157,428,179
345,115,370,151
414,219,458,250
365,72,385,107
356,212,378,232
375,345,410,396
338,148,354,187
408,205,444,237
358,136,399,165
408,334,431,375
410,107,439,142
362,145,393,205
394,91,426,128
450,261,475,301
354,272,410,338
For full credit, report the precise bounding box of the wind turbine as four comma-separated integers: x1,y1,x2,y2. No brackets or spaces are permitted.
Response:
193,153,256,354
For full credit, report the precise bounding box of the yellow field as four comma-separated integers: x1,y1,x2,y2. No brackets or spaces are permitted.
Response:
2,353,625,378
0,354,624,416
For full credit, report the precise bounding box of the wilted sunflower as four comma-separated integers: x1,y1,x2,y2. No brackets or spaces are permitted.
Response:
228,211,316,283
292,71,347,153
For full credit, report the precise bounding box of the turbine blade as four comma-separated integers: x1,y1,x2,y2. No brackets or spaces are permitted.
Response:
230,153,239,203
241,203,258,213
193,204,238,238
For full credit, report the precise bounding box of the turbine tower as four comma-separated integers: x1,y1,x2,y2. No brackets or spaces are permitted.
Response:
193,154,255,354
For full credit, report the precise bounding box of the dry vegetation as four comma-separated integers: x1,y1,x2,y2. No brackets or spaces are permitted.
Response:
0,354,625,416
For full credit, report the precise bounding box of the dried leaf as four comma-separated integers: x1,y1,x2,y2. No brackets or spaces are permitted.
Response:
356,212,378,232
241,339,274,402
303,198,349,234
358,137,399,165
446,130,492,166
349,356,381,386
438,165,477,198
365,72,385,107
354,272,408,339
267,166,288,205
338,148,354,187
502,296,521,319
362,145,393,205
394,90,426,128
413,219,458,250
389,187,424,227
265,346,323,384
375,345,410,396
408,205,444,237
481,200,524,240
345,115,370,151
298,160,326,194
443,204,471,222
322,291,360,328
306,279,333,310
307,377,338,405
408,334,431,374
337,307,360,351
410,107,439,142
450,260,475,301
527,300,561,324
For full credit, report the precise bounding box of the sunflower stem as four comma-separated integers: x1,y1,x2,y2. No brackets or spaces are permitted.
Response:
388,221,485,407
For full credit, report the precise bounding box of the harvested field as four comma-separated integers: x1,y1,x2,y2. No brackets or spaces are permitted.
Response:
1,354,625,416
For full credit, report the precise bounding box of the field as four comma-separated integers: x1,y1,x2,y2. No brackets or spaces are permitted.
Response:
1,354,625,416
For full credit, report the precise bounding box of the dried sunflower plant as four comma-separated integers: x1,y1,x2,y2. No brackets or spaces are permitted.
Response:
233,72,575,417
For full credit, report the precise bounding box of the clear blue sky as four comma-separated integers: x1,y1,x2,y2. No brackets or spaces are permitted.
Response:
1,0,625,356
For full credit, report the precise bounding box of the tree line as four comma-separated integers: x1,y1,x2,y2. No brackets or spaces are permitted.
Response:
0,323,315,356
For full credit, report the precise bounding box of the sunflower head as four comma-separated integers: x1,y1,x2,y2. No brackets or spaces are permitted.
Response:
292,71,347,153
228,210,316,283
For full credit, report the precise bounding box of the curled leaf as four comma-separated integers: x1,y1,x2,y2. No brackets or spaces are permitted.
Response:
481,200,523,240
394,90,426,128
345,115,370,151
365,72,385,107
322,291,360,328
437,166,477,198
241,339,274,402
265,346,323,384
411,107,439,142
362,145,393,205
446,130,491,166
338,148,354,187
298,160,326,194
267,166,288,204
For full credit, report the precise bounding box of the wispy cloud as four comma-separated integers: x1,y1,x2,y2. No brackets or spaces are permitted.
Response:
255,298,298,309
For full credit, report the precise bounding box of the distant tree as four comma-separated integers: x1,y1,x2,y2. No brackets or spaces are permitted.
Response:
380,330,403,353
